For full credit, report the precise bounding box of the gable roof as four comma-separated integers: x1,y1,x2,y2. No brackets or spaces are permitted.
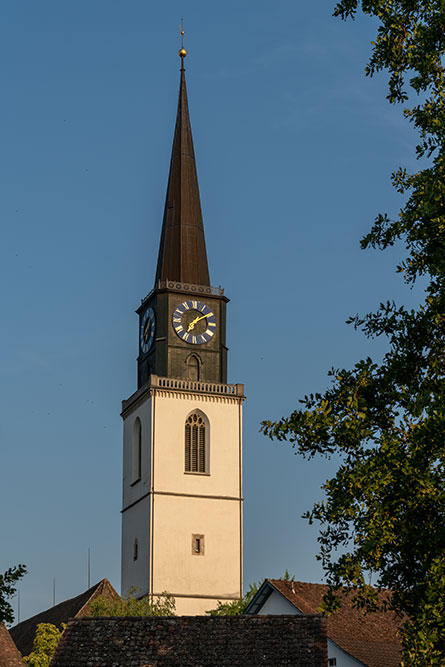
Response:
50,615,328,667
245,580,402,667
0,622,23,666
10,578,118,658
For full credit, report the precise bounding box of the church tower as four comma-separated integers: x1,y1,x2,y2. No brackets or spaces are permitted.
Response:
121,47,244,615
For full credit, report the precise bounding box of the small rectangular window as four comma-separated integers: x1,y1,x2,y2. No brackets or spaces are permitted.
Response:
328,659,337,666
192,534,205,556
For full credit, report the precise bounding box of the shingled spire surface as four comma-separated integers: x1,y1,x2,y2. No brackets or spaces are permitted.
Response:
155,62,210,286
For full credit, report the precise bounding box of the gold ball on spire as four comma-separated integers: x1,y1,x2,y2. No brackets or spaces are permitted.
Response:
178,47,187,59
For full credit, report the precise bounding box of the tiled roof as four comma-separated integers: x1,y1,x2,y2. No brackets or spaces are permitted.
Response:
10,578,118,658
0,622,23,666
50,615,328,667
267,580,402,667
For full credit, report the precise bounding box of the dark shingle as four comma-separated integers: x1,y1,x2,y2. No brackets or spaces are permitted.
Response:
50,615,328,667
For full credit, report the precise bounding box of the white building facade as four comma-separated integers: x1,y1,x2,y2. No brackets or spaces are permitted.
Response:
245,579,401,667
256,591,364,667
121,377,244,614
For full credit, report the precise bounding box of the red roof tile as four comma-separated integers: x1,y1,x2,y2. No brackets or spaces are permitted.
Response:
266,580,402,667
0,622,23,666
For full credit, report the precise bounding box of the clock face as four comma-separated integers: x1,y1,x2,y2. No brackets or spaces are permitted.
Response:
172,300,216,345
140,307,156,353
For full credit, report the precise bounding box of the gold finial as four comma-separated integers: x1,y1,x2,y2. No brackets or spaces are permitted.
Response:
178,17,187,59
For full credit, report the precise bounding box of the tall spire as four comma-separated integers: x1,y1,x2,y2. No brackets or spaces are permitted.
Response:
155,45,210,287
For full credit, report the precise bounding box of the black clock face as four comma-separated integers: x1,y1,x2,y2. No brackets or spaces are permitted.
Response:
172,300,216,345
140,307,155,353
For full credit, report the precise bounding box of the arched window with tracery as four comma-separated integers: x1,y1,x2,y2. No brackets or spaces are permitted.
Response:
185,412,207,473
132,417,142,483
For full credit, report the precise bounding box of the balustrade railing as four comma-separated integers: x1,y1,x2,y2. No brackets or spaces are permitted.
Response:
150,375,244,396
141,279,224,306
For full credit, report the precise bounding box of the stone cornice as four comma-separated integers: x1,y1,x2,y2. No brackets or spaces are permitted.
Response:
121,375,245,418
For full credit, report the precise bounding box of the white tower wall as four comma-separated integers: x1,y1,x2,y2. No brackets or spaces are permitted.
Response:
121,375,244,614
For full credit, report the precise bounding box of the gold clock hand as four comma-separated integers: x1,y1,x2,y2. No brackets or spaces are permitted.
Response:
195,312,213,323
186,316,200,332
187,312,214,332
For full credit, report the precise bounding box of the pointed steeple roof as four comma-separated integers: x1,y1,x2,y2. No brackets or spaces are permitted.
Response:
155,58,210,287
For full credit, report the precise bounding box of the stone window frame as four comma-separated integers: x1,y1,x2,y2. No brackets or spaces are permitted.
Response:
192,534,205,555
185,353,202,381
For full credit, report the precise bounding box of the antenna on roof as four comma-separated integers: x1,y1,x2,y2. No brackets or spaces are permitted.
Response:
12,589,21,623
88,547,91,589
53,577,56,607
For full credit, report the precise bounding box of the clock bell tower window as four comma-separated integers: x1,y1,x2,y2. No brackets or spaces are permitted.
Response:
185,411,208,474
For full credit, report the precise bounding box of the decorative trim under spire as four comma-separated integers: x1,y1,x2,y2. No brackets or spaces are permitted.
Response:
155,57,210,287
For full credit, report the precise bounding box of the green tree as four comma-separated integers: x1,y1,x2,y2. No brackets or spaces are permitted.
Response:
23,623,64,667
207,572,295,615
0,564,27,624
87,589,176,617
207,581,262,616
262,2,444,665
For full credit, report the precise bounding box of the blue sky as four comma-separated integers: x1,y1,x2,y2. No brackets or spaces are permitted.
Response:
1,1,424,622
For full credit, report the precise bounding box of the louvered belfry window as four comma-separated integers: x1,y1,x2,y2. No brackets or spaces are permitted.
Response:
185,412,206,473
